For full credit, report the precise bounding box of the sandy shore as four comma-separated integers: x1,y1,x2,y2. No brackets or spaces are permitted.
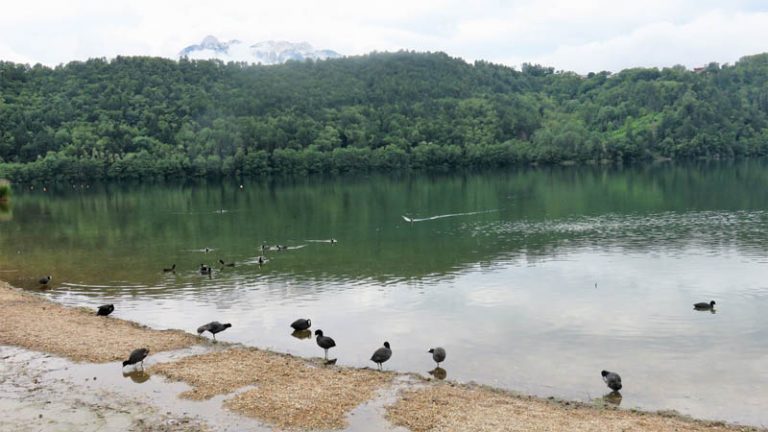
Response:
152,348,393,429
0,282,762,432
386,384,756,432
0,281,197,362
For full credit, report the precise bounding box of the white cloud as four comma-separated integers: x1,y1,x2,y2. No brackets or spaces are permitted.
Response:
0,43,35,64
0,1,767,72
525,10,768,73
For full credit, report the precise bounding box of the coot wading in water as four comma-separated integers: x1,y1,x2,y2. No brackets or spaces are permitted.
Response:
371,342,392,371
197,321,232,340
601,370,622,392
314,329,336,360
123,348,149,370
428,347,446,367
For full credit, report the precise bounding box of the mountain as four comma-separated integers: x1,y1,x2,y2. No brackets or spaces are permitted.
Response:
178,35,342,65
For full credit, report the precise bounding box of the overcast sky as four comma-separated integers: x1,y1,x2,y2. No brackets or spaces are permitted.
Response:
1,0,767,74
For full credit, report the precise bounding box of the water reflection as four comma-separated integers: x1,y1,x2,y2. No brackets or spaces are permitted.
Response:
4,165,768,425
291,329,312,340
0,200,12,222
602,391,623,406
122,370,150,384
428,367,447,380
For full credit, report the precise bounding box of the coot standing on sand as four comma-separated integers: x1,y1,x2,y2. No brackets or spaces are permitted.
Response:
97,304,114,316
428,347,446,367
123,348,149,369
314,329,336,360
197,321,232,340
290,318,311,331
601,370,622,392
371,341,392,371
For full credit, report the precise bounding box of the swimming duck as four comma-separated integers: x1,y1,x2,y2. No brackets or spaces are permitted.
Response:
290,318,311,331
693,300,716,310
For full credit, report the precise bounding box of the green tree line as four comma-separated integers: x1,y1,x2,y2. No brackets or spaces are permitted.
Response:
1,51,768,181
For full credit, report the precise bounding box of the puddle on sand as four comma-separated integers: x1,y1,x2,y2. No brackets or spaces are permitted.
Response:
0,345,266,432
1,344,415,431
344,375,416,432
0,346,205,432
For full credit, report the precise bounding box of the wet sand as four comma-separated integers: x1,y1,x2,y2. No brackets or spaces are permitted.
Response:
152,348,392,429
0,282,763,432
386,384,759,432
0,281,197,362
0,346,208,432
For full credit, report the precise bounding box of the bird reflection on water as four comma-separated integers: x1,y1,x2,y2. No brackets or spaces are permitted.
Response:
429,367,447,380
602,391,622,406
291,329,312,339
122,370,150,384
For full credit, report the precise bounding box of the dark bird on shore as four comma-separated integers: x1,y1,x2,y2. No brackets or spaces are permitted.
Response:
163,264,176,272
218,259,235,267
123,348,149,369
428,347,446,367
97,304,114,316
197,321,232,340
601,370,622,392
199,264,212,275
694,300,716,310
38,275,52,285
314,329,336,360
290,318,311,331
371,341,392,371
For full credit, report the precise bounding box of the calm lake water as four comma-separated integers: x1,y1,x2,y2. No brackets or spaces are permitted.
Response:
2,163,768,426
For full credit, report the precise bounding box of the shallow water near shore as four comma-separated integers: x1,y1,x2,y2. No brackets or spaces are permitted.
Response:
2,162,768,426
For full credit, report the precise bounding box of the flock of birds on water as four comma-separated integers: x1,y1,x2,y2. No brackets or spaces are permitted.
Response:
33,243,720,401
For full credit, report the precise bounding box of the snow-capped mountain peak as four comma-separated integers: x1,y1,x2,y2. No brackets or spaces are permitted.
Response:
179,36,341,65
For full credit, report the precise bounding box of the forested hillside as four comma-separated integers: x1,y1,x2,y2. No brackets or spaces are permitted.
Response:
1,51,768,181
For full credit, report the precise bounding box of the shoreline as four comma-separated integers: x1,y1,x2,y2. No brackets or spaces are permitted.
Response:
0,281,762,431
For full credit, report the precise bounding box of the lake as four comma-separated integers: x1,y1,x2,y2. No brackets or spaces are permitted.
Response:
2,162,768,426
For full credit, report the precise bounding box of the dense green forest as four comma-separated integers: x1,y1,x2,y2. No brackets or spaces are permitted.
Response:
1,51,768,181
